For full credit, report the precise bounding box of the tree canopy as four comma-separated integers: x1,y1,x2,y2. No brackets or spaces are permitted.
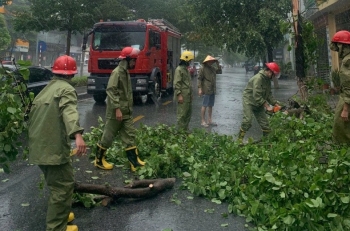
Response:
13,0,109,54
10,0,292,61
0,13,11,51
186,0,291,61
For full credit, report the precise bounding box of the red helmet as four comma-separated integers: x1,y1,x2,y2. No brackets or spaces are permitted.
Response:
119,47,140,59
265,62,280,75
52,55,77,75
331,30,350,44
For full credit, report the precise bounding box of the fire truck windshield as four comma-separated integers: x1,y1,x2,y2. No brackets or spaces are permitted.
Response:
93,28,146,51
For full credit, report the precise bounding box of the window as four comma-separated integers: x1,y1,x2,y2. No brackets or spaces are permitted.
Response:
149,30,161,50
92,25,146,51
28,67,52,83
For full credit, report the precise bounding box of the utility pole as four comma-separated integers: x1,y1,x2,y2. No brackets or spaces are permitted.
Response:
79,30,86,77
80,49,85,77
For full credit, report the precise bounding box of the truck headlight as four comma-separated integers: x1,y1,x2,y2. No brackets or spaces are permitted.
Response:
88,78,96,84
136,79,147,85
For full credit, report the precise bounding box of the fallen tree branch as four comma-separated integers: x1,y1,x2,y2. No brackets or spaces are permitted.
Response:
74,178,176,202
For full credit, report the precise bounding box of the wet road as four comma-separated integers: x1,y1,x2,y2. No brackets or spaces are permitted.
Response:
0,67,299,231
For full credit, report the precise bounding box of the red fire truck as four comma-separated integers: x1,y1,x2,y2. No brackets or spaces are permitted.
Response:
82,19,182,103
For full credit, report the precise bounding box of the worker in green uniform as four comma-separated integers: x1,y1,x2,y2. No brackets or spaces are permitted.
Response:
28,55,86,231
174,50,194,131
330,30,350,143
238,62,281,141
198,55,219,127
94,46,145,172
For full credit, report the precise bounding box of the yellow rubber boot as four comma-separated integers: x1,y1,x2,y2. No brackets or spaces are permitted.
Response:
66,225,78,231
94,144,114,170
68,212,74,223
126,146,146,172
135,148,146,166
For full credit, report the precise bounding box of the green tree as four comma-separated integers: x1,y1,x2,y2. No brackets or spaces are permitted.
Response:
0,13,11,51
3,0,36,59
13,0,104,55
186,0,291,61
92,0,131,22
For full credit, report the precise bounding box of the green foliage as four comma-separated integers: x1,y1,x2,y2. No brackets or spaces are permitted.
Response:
276,61,293,78
0,61,32,173
71,76,87,87
331,69,340,88
281,17,320,76
72,193,99,208
0,13,11,50
82,93,350,230
13,0,119,54
2,0,37,53
186,0,290,59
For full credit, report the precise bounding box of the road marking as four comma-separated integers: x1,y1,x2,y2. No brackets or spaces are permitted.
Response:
133,115,144,122
162,100,172,106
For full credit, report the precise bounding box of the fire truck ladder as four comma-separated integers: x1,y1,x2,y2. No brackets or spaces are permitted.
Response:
148,18,180,34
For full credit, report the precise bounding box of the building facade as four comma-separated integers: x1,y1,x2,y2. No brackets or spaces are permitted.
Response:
305,0,350,83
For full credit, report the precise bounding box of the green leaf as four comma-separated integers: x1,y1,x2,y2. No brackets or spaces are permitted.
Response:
280,192,285,198
219,181,227,186
327,213,338,218
7,107,16,114
21,203,30,207
211,198,222,204
264,172,275,183
183,172,191,177
218,189,226,200
341,197,350,204
250,200,259,215
4,145,11,152
283,215,295,225
204,208,215,213
220,223,229,227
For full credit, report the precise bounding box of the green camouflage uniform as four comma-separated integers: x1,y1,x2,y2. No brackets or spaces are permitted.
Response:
100,59,136,148
28,77,84,231
240,70,277,133
332,44,350,143
174,64,193,130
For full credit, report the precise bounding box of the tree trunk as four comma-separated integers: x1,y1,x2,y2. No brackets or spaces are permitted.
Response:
294,12,307,101
267,45,273,62
74,178,176,205
66,29,72,55
267,44,279,89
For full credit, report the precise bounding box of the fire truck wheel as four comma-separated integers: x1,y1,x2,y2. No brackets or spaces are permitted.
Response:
93,94,107,104
148,76,161,104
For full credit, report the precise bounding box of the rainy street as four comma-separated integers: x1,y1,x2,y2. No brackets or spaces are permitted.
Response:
0,66,299,231
78,66,298,140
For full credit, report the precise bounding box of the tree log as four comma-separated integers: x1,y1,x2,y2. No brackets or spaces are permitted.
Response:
74,178,176,201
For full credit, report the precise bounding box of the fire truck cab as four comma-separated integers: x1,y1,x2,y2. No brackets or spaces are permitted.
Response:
83,19,181,104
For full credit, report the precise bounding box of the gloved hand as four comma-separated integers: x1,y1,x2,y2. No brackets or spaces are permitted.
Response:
273,105,282,113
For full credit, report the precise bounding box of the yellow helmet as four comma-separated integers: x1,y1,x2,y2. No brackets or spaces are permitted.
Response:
180,50,194,61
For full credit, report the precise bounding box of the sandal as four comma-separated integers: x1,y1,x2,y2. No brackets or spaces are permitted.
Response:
207,121,217,126
201,122,209,127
